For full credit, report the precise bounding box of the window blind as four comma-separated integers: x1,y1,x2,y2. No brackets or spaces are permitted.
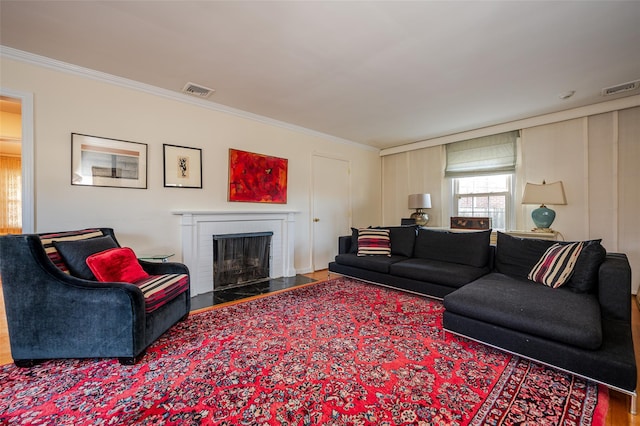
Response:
445,130,519,178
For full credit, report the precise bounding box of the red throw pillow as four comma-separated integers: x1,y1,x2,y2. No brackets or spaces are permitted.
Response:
86,247,150,283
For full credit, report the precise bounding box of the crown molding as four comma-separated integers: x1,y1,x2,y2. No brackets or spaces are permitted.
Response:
1,46,378,153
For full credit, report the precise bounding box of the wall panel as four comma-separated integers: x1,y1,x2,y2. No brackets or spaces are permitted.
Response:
382,145,443,227
618,107,640,294
587,112,617,249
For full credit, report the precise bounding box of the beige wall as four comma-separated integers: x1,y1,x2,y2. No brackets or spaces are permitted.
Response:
0,58,382,273
3,54,638,292
382,145,444,227
383,106,640,294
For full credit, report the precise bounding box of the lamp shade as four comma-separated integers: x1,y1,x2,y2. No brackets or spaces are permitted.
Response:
522,181,566,206
408,193,432,209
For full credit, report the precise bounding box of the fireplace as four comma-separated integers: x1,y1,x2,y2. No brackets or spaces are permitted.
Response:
213,232,272,290
175,211,297,296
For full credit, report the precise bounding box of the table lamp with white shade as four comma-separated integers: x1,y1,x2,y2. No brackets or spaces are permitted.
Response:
522,181,566,231
408,193,431,226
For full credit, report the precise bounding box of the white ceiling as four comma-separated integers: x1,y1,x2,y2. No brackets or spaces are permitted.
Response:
1,1,639,149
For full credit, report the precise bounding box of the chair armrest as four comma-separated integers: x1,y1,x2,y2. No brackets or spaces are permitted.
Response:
138,259,189,276
598,253,632,322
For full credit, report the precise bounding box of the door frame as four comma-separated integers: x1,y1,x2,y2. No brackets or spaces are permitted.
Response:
0,88,34,233
310,153,352,271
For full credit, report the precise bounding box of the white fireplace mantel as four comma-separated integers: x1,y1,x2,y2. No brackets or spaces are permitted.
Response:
174,211,297,296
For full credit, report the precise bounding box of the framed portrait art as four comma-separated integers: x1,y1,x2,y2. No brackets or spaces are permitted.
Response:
228,149,288,203
163,144,203,188
71,133,147,189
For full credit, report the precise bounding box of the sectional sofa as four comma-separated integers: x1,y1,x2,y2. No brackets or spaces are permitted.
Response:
328,226,637,413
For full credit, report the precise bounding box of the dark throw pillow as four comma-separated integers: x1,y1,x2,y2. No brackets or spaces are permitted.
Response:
349,227,359,253
53,235,119,280
565,239,606,293
495,232,556,279
374,225,418,257
413,228,491,268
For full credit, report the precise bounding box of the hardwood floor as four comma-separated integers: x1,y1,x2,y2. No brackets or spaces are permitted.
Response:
0,270,637,424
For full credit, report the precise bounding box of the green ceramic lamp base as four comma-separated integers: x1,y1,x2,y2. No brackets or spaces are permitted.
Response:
531,205,556,230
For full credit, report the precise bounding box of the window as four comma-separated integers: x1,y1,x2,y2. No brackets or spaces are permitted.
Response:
453,174,512,231
445,131,519,231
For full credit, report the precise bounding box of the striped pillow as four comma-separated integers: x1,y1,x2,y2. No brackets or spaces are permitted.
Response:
134,274,189,313
528,242,584,288
357,228,391,256
39,229,105,273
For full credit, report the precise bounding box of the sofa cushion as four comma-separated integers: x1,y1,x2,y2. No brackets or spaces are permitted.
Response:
86,247,150,283
390,258,490,288
334,253,408,273
496,232,557,278
377,225,417,257
357,228,391,256
443,273,602,350
528,241,584,288
495,232,606,293
567,240,606,293
413,228,491,268
39,229,106,273
53,235,119,280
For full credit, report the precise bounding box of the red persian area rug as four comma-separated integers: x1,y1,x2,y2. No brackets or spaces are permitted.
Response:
0,278,608,425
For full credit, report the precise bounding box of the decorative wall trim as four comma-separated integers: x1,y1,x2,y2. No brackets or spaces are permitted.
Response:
174,211,297,296
380,94,640,157
1,46,377,153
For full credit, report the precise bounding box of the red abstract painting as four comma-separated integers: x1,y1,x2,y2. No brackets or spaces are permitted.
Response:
228,149,288,203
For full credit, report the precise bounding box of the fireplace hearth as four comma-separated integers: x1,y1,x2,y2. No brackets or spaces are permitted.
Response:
213,232,273,290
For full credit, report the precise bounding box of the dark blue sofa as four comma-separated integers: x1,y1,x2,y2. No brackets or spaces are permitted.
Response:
0,228,191,366
328,227,637,413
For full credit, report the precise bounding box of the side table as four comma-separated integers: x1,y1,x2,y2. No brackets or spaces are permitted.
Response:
504,230,560,241
138,253,175,263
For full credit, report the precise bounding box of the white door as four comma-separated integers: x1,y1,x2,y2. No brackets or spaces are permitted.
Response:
312,155,350,271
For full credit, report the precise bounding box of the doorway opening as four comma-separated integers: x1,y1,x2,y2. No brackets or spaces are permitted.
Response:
0,96,22,235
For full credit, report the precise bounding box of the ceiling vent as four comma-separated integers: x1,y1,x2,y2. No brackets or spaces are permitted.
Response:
601,79,640,96
182,82,215,98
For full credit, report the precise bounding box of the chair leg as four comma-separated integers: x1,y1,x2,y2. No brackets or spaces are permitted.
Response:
14,359,37,368
631,393,637,415
118,357,136,365
118,351,145,365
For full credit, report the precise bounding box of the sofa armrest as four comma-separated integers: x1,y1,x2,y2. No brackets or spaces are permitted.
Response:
138,259,190,276
598,253,632,322
338,235,352,254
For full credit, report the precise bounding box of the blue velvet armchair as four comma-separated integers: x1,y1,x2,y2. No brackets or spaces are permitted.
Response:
0,228,190,366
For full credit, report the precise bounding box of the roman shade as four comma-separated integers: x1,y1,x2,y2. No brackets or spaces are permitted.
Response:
445,131,519,177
